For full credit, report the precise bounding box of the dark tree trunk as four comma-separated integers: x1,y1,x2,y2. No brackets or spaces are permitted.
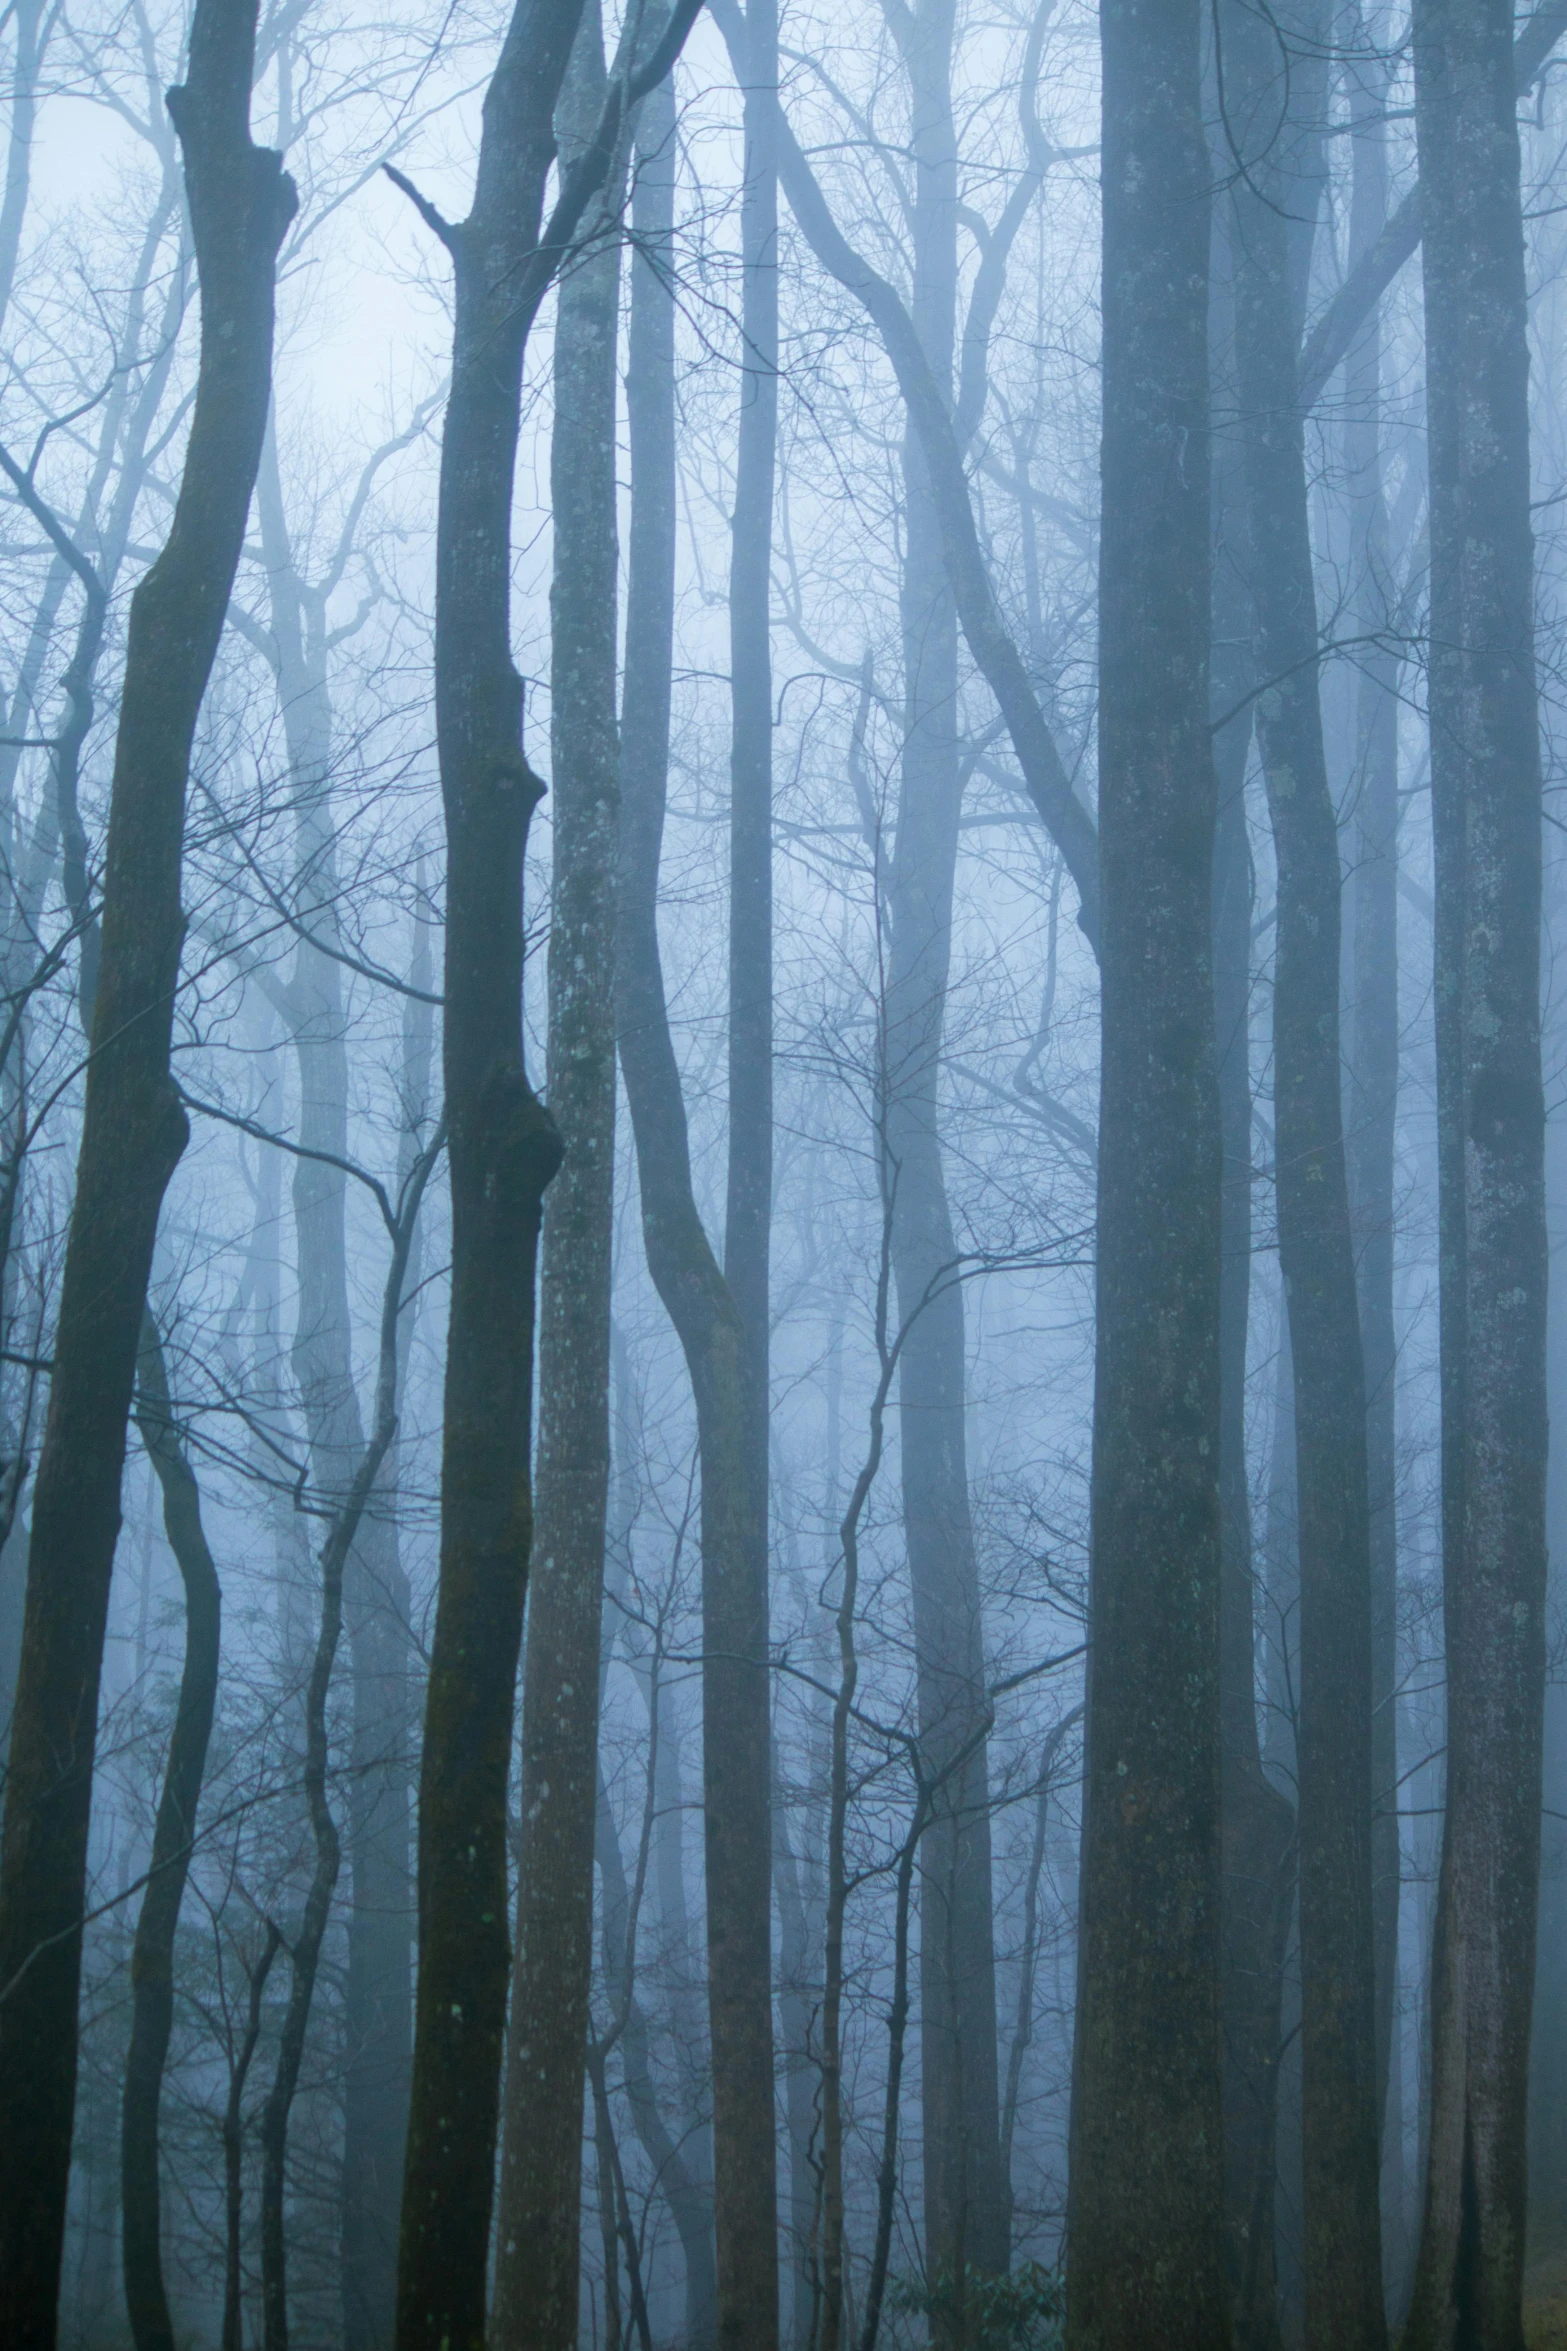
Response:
614,52,779,2351
1210,211,1296,2349
389,4,584,2341
1404,6,1548,2344
119,1314,223,2351
1224,10,1387,2342
1064,6,1228,2346
0,7,292,2334
492,7,621,2342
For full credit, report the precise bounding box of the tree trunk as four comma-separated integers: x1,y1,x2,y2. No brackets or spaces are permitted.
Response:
1064,6,1228,2345
615,53,779,2351
1224,11,1388,2343
1340,9,1404,2274
1403,6,1548,2344
119,1313,223,2351
1210,211,1297,2347
0,8,292,2334
492,7,621,2342
875,4,1007,2305
389,3,585,2340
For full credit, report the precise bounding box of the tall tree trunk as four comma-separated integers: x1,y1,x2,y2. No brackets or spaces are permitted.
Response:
615,54,780,2351
492,6,622,2341
1340,8,1404,2272
0,10,292,2335
119,1314,223,2351
1210,210,1296,2347
389,2,582,2339
877,2,1007,2302
1404,6,1548,2343
1224,9,1387,2341
1064,6,1228,2345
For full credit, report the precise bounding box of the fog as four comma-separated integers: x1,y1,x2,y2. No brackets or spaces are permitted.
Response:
0,4,1561,2349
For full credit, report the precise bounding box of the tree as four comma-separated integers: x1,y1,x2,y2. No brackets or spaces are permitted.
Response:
1404,5,1549,2343
492,5,624,2340
1065,4,1230,2345
0,4,294,2334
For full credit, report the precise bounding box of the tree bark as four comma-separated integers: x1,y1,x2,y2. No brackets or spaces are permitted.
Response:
1223,7,1387,2342
1064,6,1229,2345
615,54,780,2351
492,6,621,2341
0,6,292,2334
1403,6,1548,2344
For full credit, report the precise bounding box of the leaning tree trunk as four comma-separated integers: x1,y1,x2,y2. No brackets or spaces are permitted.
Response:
1064,6,1229,2347
0,7,292,2336
1403,6,1549,2345
615,37,779,2343
1225,6,1387,2344
491,7,622,2343
119,1314,222,2351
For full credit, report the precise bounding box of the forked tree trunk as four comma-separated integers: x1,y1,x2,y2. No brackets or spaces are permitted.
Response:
0,8,292,2335
492,6,622,2341
1224,6,1387,2342
1404,6,1549,2344
393,4,702,2337
1065,5,1228,2346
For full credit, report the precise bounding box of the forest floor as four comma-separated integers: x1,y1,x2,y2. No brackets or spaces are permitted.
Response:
1526,2254,1567,2348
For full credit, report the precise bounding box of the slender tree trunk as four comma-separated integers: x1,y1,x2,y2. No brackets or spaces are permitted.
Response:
1224,9,1387,2340
872,5,1008,2305
223,1922,281,2351
1403,6,1548,2343
1340,10,1404,2269
492,7,621,2341
0,11,292,2334
119,1314,223,2351
1065,6,1229,2346
615,57,779,2351
1210,216,1296,2344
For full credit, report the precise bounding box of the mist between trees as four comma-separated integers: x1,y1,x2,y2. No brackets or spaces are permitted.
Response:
0,2,1563,2350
